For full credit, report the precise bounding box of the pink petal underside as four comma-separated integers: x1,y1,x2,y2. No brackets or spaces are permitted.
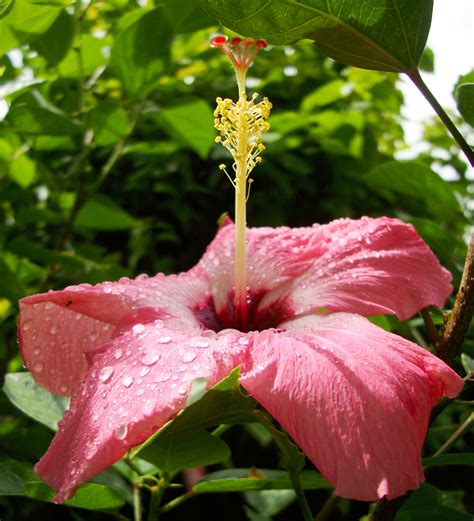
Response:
199,220,330,315
19,270,210,396
257,217,452,323
240,313,463,501
35,317,249,503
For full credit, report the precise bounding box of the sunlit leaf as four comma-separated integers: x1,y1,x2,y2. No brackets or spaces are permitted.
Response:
198,0,433,72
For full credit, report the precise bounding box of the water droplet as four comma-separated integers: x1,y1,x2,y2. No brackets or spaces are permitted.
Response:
99,366,114,383
141,352,160,366
44,302,55,310
181,350,197,363
153,319,164,329
122,375,134,388
157,336,171,344
50,324,59,335
32,361,44,372
22,319,33,331
60,383,68,394
115,425,128,440
140,366,150,377
32,347,41,356
154,373,170,383
189,337,210,348
114,349,123,360
328,261,336,269
103,286,112,294
75,314,82,321
132,324,146,335
238,337,249,346
137,388,145,396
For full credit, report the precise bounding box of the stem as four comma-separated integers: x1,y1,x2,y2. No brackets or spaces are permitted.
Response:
313,493,337,521
420,308,438,346
290,471,314,521
133,483,142,521
234,69,248,331
406,67,474,166
148,479,168,521
436,233,474,364
432,412,473,457
160,491,195,515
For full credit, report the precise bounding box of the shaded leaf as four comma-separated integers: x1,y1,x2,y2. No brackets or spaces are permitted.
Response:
160,97,215,159
423,453,474,469
198,0,433,72
8,104,83,135
3,372,70,430
140,429,231,475
363,161,461,220
90,102,129,147
194,468,331,493
455,83,474,126
460,353,474,376
30,9,73,66
111,7,173,96
163,0,215,33
75,195,139,231
0,463,26,495
58,34,108,78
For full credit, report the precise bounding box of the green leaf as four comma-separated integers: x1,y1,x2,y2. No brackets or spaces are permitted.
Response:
455,83,474,127
300,79,346,111
423,453,474,469
3,372,69,431
198,0,433,72
244,489,296,520
363,161,461,221
31,9,73,66
160,97,215,159
9,153,37,188
90,102,130,147
162,0,215,33
140,429,231,474
111,7,173,96
460,353,474,376
194,469,331,493
58,34,107,78
0,463,26,495
132,368,257,459
0,0,67,56
0,255,26,301
8,104,83,135
395,483,471,521
0,461,125,510
75,195,139,231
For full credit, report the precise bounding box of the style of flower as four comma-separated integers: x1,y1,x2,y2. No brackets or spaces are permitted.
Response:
19,216,463,503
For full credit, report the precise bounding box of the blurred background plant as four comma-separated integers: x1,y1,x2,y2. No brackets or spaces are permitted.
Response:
0,1,472,520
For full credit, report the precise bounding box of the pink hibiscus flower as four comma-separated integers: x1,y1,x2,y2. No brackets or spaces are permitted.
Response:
18,216,463,503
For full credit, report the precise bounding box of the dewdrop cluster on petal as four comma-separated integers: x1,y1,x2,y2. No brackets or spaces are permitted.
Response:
214,94,272,186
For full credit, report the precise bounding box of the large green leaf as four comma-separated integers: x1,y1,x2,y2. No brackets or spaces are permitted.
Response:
198,0,432,72
3,372,69,431
455,83,474,127
139,429,231,475
0,461,125,511
0,463,26,495
0,0,68,56
160,97,215,159
162,0,215,33
90,102,130,147
58,34,108,78
363,161,461,221
8,104,83,135
30,9,73,66
194,468,330,493
111,7,173,96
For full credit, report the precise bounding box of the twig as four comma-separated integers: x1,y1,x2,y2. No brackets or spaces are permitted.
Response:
406,68,474,166
133,483,142,521
420,308,438,346
436,234,474,364
313,493,337,521
431,412,473,457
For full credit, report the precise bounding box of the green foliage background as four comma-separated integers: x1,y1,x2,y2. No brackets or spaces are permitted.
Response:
0,0,472,520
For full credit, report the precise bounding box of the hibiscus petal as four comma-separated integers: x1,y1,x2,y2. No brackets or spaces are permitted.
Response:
200,219,331,319
19,271,210,396
34,318,248,503
257,217,452,323
239,313,462,501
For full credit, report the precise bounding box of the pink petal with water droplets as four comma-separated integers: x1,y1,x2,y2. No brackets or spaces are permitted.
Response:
240,313,462,501
19,271,210,396
257,217,452,323
34,316,249,503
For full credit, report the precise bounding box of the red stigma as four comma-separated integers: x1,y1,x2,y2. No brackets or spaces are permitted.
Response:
210,34,268,71
210,35,228,47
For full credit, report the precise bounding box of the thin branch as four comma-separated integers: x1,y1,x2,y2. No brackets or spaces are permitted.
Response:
432,412,473,457
406,67,474,166
436,234,474,364
313,493,337,521
420,308,438,346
